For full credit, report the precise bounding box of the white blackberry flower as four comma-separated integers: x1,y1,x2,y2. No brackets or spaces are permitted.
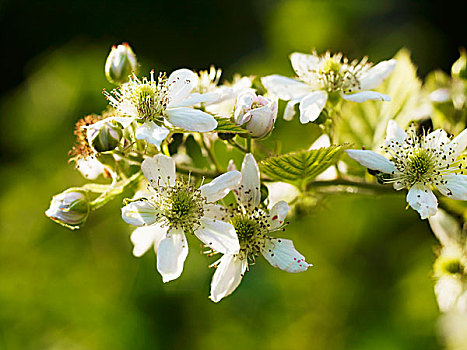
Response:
262,51,396,123
208,154,311,302
105,69,217,148
121,154,241,282
347,121,467,219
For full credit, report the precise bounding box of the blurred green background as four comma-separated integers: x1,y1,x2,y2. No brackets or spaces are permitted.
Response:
0,0,464,349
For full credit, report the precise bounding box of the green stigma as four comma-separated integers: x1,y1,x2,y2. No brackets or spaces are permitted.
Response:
231,215,258,243
160,182,205,234
408,148,433,182
134,85,158,120
321,58,342,75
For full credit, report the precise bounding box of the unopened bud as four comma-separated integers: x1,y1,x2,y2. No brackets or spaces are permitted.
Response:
233,91,277,139
105,43,138,85
45,189,90,229
452,49,467,80
87,120,123,153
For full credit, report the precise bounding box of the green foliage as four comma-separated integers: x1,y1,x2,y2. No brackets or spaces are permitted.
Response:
213,117,249,134
260,145,345,189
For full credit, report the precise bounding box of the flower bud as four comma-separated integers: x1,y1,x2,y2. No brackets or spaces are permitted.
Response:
45,189,90,229
233,91,277,139
452,49,467,80
105,43,138,85
87,120,123,153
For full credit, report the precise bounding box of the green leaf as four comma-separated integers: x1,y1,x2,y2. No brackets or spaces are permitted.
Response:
214,117,249,134
259,145,345,190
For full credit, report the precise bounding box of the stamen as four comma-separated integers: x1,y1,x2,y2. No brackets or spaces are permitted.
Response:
381,124,467,191
298,51,371,93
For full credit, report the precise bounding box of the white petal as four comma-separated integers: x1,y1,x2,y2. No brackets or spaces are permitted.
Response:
315,166,339,181
435,276,464,312
233,90,256,120
156,228,189,283
121,200,158,226
342,91,391,103
261,75,312,100
167,69,198,107
203,203,229,221
236,153,261,207
261,238,311,273
345,149,397,173
386,120,407,144
428,209,463,246
210,254,247,303
87,116,135,129
199,171,242,202
289,52,320,78
429,88,451,103
283,98,301,121
130,224,167,257
76,156,105,180
265,182,300,209
166,107,217,132
135,122,170,149
309,134,331,150
447,128,467,158
437,174,467,200
109,116,136,129
425,129,451,148
268,201,290,229
406,184,438,219
119,101,139,118
359,59,397,90
174,92,220,108
142,154,176,188
195,217,240,254
299,91,327,123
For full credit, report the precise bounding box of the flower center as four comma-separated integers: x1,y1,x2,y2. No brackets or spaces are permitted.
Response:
320,58,342,75
106,71,169,122
408,148,433,181
227,207,271,264
152,180,206,234
132,79,168,121
231,215,259,243
299,52,370,94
